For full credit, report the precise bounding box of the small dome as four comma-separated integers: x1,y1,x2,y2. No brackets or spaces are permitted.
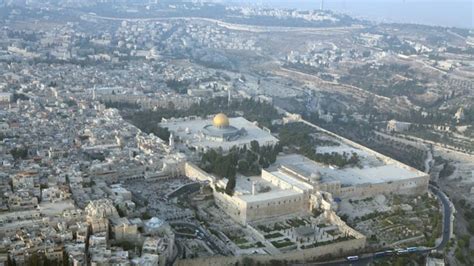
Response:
146,217,164,228
213,113,230,128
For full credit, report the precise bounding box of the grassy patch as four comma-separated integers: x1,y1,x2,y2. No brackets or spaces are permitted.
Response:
264,232,283,239
287,218,307,227
271,238,295,249
228,235,248,245
257,225,272,233
274,222,290,231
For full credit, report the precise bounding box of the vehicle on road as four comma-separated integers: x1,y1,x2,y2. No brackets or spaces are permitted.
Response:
396,249,409,255
374,252,386,258
346,256,359,261
374,250,395,258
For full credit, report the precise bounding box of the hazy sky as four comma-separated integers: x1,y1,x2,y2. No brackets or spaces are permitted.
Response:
226,0,473,28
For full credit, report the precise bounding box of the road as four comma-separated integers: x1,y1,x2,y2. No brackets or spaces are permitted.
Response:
168,242,181,266
429,184,453,251
293,248,435,266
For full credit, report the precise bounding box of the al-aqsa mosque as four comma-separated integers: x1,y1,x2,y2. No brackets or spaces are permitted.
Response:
160,113,278,152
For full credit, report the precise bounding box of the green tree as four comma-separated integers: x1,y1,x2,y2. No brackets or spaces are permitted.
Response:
225,176,236,196
238,160,249,173
10,147,28,160
250,140,260,153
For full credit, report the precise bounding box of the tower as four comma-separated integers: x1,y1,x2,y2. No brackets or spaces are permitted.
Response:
169,133,175,150
320,0,324,10
227,87,232,107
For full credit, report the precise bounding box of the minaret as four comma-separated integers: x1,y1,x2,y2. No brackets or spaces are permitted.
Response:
252,181,256,195
320,0,324,10
227,87,232,107
169,133,175,150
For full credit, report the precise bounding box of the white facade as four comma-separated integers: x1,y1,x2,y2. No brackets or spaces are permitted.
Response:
0,92,12,103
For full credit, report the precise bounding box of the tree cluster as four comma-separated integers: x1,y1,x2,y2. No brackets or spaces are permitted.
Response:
10,147,28,160
277,123,359,168
439,161,455,179
200,141,281,196
311,152,359,168
304,114,431,171
12,93,29,102
165,79,191,94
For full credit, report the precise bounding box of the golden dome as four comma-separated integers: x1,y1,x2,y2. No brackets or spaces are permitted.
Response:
213,113,230,128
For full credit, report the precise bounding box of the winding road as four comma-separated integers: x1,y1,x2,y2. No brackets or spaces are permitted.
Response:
429,184,454,251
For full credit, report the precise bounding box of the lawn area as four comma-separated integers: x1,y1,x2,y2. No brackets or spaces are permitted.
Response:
231,236,248,245
238,241,265,249
274,222,290,231
238,243,255,249
271,238,295,249
264,232,283,239
287,218,307,227
257,225,272,233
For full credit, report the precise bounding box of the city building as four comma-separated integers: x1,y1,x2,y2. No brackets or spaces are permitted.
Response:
0,92,11,103
387,119,412,132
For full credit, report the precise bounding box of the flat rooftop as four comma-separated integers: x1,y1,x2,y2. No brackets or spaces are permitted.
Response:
234,175,303,204
160,116,278,150
270,170,314,191
275,153,426,186
238,187,302,204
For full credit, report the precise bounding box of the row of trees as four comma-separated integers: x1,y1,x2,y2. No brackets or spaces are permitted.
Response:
310,152,359,168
